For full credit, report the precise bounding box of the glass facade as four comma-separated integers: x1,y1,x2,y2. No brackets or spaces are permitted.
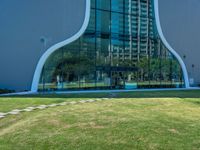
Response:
38,0,184,91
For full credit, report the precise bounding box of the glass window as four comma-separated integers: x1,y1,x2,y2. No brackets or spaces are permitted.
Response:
44,50,62,69
111,35,124,67
96,10,110,33
96,0,110,10
91,0,96,8
86,9,96,33
149,57,161,87
111,0,124,13
124,0,138,15
96,71,111,89
111,12,124,35
160,49,172,87
39,0,185,91
171,58,184,88
96,37,110,66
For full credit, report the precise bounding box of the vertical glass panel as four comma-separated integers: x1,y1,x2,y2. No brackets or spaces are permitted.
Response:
171,57,183,88
38,69,45,91
131,16,138,37
44,50,62,69
96,0,110,10
111,12,124,34
96,10,110,33
111,71,125,89
111,34,124,66
96,37,110,66
62,50,80,90
124,71,138,89
43,50,63,91
137,56,149,88
91,0,96,8
79,70,96,89
63,39,80,52
43,69,59,91
161,49,172,87
140,1,148,17
149,57,161,88
96,71,111,89
111,0,124,13
86,9,96,33
124,0,131,14
130,0,138,15
124,14,132,36
80,34,96,54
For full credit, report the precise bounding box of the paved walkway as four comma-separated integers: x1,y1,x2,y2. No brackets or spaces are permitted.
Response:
0,98,111,119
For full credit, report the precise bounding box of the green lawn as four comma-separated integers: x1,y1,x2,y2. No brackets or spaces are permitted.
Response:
0,90,200,150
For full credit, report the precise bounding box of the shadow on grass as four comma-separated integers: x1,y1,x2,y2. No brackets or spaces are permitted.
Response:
1,90,200,99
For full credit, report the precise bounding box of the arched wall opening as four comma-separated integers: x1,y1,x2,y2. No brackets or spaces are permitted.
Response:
33,0,186,92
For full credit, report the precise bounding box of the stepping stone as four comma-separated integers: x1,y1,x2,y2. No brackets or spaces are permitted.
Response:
23,108,33,112
69,101,77,105
37,105,48,109
86,99,95,102
95,99,102,101
79,100,86,103
12,109,22,112
59,102,69,106
8,111,19,115
0,112,8,116
27,107,36,110
22,107,36,112
0,115,5,119
48,104,59,107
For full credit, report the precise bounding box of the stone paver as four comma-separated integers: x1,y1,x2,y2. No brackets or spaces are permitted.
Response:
48,104,59,107
27,107,36,110
0,115,5,118
12,109,22,112
86,99,95,102
59,102,69,106
8,111,19,115
37,105,48,109
0,112,7,116
79,100,86,103
69,102,77,105
23,108,34,112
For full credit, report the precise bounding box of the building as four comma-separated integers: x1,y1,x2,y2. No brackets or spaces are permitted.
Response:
0,0,199,92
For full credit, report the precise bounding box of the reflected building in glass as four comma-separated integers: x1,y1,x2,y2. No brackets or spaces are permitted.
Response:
39,0,184,91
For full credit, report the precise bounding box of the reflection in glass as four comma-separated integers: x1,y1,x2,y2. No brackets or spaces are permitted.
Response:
38,0,185,91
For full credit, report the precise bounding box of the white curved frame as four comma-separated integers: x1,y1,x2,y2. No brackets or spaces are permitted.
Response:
154,0,190,88
31,0,190,92
31,0,91,92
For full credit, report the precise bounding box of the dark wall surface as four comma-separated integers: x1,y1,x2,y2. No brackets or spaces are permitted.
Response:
159,0,200,86
0,0,86,91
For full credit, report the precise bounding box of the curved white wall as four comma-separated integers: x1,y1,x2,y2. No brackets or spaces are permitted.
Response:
154,0,190,88
31,0,191,92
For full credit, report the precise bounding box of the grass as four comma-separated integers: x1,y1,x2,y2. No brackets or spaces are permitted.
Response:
0,90,200,149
